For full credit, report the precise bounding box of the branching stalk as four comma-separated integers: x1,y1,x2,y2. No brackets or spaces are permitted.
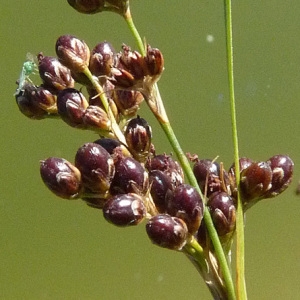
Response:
122,2,238,299
82,67,127,145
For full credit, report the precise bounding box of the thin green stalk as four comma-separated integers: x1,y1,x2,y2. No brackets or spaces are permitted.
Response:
183,237,207,273
123,6,146,56
224,1,247,299
184,238,229,300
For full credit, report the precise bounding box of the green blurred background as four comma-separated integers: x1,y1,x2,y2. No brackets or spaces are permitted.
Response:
1,1,300,299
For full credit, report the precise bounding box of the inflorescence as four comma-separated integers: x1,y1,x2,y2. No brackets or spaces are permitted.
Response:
14,1,295,298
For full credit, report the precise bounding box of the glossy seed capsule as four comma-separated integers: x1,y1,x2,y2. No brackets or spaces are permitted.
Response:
207,191,236,237
40,157,82,199
146,154,184,186
67,0,105,14
240,161,272,202
193,159,221,196
56,35,90,73
124,116,152,162
38,53,74,91
89,41,116,76
110,156,149,195
149,170,174,213
16,83,55,119
56,88,89,127
146,214,188,250
75,143,114,194
90,0,127,14
228,157,254,176
103,193,146,227
16,90,46,119
166,184,204,234
265,154,294,198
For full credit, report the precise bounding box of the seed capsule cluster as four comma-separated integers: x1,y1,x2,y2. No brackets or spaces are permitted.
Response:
15,34,294,253
15,35,163,127
192,155,294,246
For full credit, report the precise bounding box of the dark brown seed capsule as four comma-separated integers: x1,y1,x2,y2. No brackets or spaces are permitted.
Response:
103,193,146,226
110,156,149,195
124,116,152,162
56,88,89,127
240,161,272,202
228,157,254,176
166,184,204,234
193,159,221,196
118,44,148,80
16,90,47,119
149,170,174,213
67,0,105,14
15,83,54,119
110,67,135,88
56,35,90,73
82,105,111,132
146,154,184,186
75,143,114,194
145,45,164,76
146,214,188,250
67,0,128,15
40,157,82,199
89,42,115,76
207,192,236,237
112,89,144,117
265,155,294,198
37,53,74,91
194,159,220,180
28,85,57,113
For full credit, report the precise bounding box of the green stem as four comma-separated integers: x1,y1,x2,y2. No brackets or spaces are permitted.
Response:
123,6,146,56
183,237,207,272
224,1,247,299
184,238,229,300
